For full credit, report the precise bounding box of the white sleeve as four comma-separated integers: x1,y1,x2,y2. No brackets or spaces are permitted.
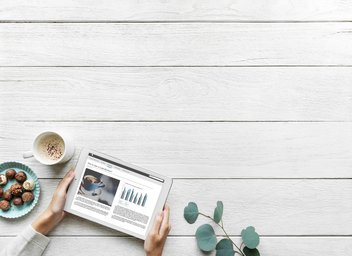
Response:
1,225,50,256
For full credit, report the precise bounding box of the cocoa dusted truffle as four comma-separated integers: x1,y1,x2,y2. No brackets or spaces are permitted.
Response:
3,190,12,201
13,197,24,206
0,174,7,185
6,169,16,180
15,171,27,183
0,187,3,198
22,192,34,203
0,200,10,211
10,183,23,197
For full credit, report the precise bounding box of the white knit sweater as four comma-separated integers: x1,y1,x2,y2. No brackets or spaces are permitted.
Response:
1,225,50,256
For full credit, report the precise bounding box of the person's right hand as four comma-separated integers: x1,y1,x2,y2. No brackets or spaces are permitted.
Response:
144,205,171,256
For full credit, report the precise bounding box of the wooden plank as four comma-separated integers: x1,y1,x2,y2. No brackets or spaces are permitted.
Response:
1,0,352,21
45,237,352,256
1,67,352,121
0,179,350,236
1,121,352,178
1,237,351,256
1,23,352,66
43,237,352,256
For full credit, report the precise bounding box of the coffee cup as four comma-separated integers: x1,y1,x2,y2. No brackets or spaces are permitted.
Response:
82,175,105,191
23,131,75,165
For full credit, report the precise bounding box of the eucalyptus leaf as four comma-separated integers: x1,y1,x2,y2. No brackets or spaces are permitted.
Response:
243,247,260,256
195,224,217,252
184,202,199,224
216,239,235,256
241,226,260,249
213,201,224,223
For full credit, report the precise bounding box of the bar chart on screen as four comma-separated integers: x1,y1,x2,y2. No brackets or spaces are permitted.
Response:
120,184,148,207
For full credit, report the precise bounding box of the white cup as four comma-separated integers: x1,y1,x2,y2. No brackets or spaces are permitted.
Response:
23,131,75,165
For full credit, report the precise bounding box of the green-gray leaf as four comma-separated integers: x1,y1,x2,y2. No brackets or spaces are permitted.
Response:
241,226,260,249
184,202,199,224
213,201,224,223
243,247,260,256
216,239,235,256
195,224,217,252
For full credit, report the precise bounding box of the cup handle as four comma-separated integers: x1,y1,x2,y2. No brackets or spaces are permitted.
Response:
23,151,34,159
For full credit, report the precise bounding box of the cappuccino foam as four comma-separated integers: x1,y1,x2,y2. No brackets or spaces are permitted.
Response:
38,134,65,161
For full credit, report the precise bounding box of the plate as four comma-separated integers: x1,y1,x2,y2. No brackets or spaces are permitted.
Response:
0,162,40,218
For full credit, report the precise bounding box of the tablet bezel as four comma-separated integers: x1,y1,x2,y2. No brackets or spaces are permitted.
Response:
64,148,173,240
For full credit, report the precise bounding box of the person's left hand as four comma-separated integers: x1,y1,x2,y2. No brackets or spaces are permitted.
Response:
32,169,75,235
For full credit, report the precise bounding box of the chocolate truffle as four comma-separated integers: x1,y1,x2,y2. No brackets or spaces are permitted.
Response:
13,197,24,206
0,200,10,211
6,169,16,179
22,192,34,203
0,174,7,185
15,171,27,183
3,190,12,201
23,180,35,191
0,187,3,198
10,183,23,197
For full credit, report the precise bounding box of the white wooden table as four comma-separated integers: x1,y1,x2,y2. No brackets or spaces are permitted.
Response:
0,1,352,255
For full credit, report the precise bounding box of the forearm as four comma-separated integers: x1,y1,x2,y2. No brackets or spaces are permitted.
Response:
32,209,62,236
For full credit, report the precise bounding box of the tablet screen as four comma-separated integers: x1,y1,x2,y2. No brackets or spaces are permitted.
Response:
68,153,164,237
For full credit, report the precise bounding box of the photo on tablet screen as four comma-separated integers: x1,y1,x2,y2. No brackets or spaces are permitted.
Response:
78,168,120,207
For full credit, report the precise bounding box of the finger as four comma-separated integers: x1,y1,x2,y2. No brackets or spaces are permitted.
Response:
57,169,75,194
151,212,163,235
162,205,170,224
160,205,170,235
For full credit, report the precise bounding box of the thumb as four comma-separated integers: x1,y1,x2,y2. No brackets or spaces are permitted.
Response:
57,169,75,194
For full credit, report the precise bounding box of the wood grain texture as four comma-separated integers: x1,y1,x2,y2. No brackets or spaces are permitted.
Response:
1,121,352,178
1,23,352,66
1,67,352,121
0,179,350,236
0,237,350,256
1,0,352,21
0,0,351,255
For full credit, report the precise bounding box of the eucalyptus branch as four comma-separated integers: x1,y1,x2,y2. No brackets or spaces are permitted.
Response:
198,212,245,256
183,201,260,256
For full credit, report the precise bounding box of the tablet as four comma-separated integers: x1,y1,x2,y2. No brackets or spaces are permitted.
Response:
64,148,173,240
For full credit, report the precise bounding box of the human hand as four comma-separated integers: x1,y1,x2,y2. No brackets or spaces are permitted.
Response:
32,169,75,235
144,205,171,256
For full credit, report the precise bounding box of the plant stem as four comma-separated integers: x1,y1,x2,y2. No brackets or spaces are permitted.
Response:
198,212,245,256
